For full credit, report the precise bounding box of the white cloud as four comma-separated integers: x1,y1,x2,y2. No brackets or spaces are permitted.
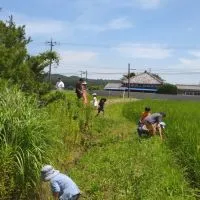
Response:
116,43,173,59
2,10,66,36
137,0,161,9
74,0,162,10
179,58,200,67
59,50,97,64
189,51,200,58
187,27,193,32
178,51,200,69
4,10,132,37
75,17,133,32
24,20,65,35
107,17,133,30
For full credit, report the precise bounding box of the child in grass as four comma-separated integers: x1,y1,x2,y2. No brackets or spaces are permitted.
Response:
137,107,151,137
92,93,98,109
96,98,107,116
140,107,151,124
41,165,80,200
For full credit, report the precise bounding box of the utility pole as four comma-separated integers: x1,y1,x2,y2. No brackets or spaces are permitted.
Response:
80,71,84,78
127,64,136,98
128,63,130,98
80,70,87,81
46,38,57,83
85,70,88,81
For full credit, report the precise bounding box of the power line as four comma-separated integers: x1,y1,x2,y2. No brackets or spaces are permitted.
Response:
54,71,200,75
29,40,200,50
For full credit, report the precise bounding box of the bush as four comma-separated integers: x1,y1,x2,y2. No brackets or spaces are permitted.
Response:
39,90,66,106
157,83,177,94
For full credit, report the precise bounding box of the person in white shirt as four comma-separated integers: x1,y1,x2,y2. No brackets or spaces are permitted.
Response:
56,78,65,90
92,93,98,109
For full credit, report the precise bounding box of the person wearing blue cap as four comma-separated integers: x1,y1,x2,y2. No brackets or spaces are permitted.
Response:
41,165,80,200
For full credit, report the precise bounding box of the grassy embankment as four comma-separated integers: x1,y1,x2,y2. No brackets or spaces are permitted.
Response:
0,86,94,199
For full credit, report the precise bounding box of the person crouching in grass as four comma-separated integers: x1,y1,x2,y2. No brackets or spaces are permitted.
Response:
137,107,151,137
41,165,80,200
143,112,166,140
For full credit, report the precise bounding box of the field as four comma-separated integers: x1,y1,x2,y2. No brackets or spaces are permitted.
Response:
1,87,200,199
70,100,200,199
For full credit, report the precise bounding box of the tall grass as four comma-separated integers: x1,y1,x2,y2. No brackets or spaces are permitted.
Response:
0,84,94,199
122,100,200,192
44,93,94,170
0,84,56,199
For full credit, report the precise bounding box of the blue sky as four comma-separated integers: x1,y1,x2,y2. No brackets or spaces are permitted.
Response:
1,0,200,84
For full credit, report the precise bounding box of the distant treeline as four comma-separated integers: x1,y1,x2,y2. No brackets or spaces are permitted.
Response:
51,74,121,90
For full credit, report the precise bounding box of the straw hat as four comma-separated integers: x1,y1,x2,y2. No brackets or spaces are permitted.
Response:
41,165,59,181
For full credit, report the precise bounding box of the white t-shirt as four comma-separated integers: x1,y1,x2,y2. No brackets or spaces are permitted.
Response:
93,97,98,107
56,81,65,90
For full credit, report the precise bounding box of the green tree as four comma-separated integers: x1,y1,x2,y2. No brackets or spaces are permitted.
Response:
25,51,59,93
157,83,177,94
0,16,59,94
151,73,164,82
0,16,30,80
121,72,136,80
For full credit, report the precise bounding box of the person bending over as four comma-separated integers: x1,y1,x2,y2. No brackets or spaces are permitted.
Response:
143,112,166,140
41,165,80,200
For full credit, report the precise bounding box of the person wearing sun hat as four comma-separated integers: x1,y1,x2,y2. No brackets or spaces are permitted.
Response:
41,165,80,200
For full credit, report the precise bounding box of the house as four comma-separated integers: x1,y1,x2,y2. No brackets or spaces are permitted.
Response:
176,84,200,95
104,83,124,91
104,71,164,93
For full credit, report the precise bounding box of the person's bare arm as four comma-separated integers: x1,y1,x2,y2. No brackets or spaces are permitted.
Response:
157,125,163,140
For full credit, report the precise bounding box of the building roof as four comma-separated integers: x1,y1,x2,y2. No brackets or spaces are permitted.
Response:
123,72,163,84
104,83,124,90
176,84,200,91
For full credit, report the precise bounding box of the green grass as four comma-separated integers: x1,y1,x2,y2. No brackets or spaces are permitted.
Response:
70,102,196,200
123,100,200,190
1,85,200,200
0,86,95,199
0,85,57,199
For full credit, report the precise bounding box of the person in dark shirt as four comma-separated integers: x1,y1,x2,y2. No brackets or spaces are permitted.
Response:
143,112,166,140
75,78,84,99
96,98,107,116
